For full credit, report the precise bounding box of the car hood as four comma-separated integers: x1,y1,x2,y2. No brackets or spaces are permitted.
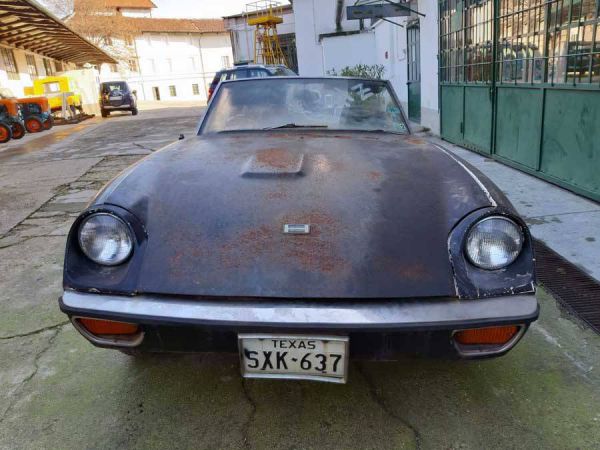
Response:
94,131,498,299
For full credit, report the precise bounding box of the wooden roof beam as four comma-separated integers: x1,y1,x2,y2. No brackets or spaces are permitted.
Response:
4,29,77,45
4,31,51,45
25,41,69,53
0,9,45,19
0,23,36,36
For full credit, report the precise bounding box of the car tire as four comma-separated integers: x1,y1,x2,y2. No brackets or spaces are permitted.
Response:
0,123,12,143
131,108,138,116
24,117,43,133
11,122,25,139
101,109,109,118
43,116,54,130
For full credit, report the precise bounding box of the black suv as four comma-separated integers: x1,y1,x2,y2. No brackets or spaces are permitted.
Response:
99,81,138,117
208,64,296,100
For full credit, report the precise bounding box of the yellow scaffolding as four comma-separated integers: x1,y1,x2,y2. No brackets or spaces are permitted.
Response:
246,1,287,66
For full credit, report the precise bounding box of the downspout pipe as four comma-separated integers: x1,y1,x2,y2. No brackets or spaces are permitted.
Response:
335,0,344,32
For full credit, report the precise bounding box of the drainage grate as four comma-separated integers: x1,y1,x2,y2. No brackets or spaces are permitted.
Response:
534,239,600,335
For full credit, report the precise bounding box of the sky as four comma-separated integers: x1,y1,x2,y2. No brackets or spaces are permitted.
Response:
151,0,290,19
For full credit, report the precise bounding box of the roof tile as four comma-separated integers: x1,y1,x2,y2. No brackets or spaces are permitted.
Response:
105,0,157,8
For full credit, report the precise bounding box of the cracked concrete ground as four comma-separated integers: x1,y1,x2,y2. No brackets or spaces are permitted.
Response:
1,108,600,449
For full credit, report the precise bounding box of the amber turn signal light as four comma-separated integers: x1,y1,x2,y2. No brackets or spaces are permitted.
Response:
454,325,519,345
78,318,139,336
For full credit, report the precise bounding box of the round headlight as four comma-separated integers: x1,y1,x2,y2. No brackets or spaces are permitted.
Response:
78,213,133,266
465,216,524,270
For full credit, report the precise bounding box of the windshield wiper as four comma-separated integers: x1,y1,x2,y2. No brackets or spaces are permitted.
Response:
263,123,329,130
363,129,407,135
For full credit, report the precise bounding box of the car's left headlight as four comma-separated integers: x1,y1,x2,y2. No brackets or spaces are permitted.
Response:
78,212,133,266
465,216,524,270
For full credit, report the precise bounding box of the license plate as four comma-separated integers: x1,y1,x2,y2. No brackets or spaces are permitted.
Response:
109,96,122,101
238,334,349,383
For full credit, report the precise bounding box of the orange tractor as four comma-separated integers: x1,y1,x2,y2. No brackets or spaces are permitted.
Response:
0,98,25,143
17,97,53,132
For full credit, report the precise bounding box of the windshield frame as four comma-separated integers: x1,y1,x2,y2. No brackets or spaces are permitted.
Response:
197,77,411,136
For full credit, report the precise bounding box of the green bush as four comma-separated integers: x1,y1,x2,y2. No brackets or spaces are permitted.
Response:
327,64,386,79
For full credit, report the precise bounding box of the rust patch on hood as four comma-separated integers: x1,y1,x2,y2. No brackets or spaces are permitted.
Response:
243,148,305,176
219,225,275,269
255,148,297,169
404,137,426,145
166,233,204,279
372,258,433,281
218,210,348,275
279,210,347,274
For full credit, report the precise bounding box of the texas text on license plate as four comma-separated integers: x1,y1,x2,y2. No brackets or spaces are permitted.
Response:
238,334,349,383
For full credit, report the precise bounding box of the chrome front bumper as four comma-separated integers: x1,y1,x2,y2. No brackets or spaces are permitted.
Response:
60,291,539,358
60,290,538,331
101,104,131,109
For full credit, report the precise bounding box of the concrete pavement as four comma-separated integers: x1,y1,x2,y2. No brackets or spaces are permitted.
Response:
1,110,600,449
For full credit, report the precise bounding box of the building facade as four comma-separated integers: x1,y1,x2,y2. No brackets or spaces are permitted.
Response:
292,0,600,202
0,0,114,98
292,0,439,133
69,0,233,102
0,45,78,96
223,4,298,72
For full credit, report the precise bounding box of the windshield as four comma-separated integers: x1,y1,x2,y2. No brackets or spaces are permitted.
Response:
200,78,408,134
269,66,296,76
102,82,127,93
43,82,61,94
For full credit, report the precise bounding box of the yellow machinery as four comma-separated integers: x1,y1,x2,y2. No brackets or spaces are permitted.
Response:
24,76,83,114
246,1,287,66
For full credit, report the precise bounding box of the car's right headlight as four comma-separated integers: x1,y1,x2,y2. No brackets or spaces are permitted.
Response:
78,212,133,266
465,216,524,270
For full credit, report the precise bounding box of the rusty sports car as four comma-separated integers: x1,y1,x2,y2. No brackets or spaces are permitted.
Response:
60,77,538,383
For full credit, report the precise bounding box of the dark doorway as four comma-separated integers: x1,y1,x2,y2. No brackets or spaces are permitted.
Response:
407,21,421,123
278,33,298,73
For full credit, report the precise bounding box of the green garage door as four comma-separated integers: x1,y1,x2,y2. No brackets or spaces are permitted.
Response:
439,0,600,201
439,0,494,154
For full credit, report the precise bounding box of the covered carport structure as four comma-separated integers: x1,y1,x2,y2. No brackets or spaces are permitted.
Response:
0,0,115,65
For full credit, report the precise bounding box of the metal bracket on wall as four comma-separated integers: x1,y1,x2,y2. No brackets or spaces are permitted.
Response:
348,0,426,20
382,0,426,18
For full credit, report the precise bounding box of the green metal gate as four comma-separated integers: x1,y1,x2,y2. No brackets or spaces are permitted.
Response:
440,0,495,153
439,0,600,201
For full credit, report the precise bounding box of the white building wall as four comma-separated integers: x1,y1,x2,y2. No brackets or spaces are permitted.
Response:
293,0,324,75
321,32,376,74
0,45,76,97
370,1,439,132
293,0,362,76
120,8,152,17
99,32,233,103
62,68,102,115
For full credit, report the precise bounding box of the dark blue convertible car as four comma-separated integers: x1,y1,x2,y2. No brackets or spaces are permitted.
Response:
60,77,538,383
